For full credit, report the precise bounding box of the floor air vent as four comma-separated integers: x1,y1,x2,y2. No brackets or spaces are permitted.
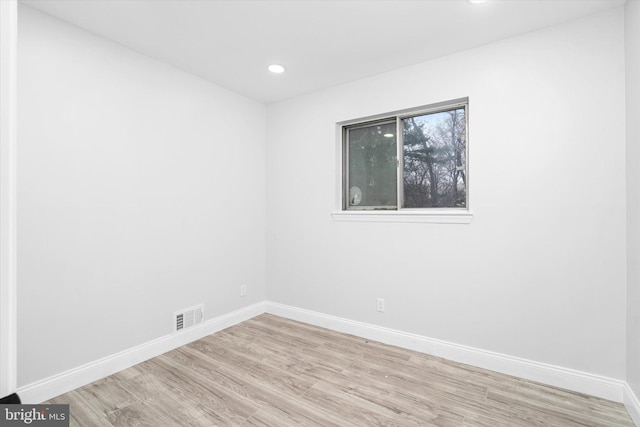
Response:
174,304,204,332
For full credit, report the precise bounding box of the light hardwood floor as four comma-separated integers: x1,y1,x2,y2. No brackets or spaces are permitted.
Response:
47,314,634,426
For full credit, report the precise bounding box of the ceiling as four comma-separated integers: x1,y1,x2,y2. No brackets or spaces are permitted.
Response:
21,0,626,104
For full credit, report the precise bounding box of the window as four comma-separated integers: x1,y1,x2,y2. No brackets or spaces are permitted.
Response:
341,99,468,219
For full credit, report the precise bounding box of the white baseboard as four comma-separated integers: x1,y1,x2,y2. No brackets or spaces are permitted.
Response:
18,302,266,404
265,301,627,404
624,383,640,426
18,299,637,423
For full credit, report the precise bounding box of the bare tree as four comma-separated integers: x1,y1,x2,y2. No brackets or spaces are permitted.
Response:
402,109,466,208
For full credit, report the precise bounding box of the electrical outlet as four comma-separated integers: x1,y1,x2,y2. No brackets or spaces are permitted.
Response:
240,284,247,297
376,298,385,313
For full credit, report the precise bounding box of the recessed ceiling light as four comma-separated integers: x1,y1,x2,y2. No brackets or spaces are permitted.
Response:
268,64,286,74
383,133,394,138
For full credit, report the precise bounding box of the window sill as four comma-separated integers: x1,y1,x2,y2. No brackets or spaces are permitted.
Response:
331,210,473,224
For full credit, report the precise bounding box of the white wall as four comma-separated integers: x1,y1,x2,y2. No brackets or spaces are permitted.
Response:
17,5,266,387
267,8,627,379
626,0,640,398
0,0,18,398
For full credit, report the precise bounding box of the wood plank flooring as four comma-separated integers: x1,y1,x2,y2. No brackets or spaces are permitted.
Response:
47,314,634,426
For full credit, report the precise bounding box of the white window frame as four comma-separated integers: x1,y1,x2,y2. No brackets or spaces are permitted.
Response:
332,98,473,224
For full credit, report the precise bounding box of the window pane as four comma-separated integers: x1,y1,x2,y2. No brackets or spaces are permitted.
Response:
402,108,466,208
347,122,397,208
